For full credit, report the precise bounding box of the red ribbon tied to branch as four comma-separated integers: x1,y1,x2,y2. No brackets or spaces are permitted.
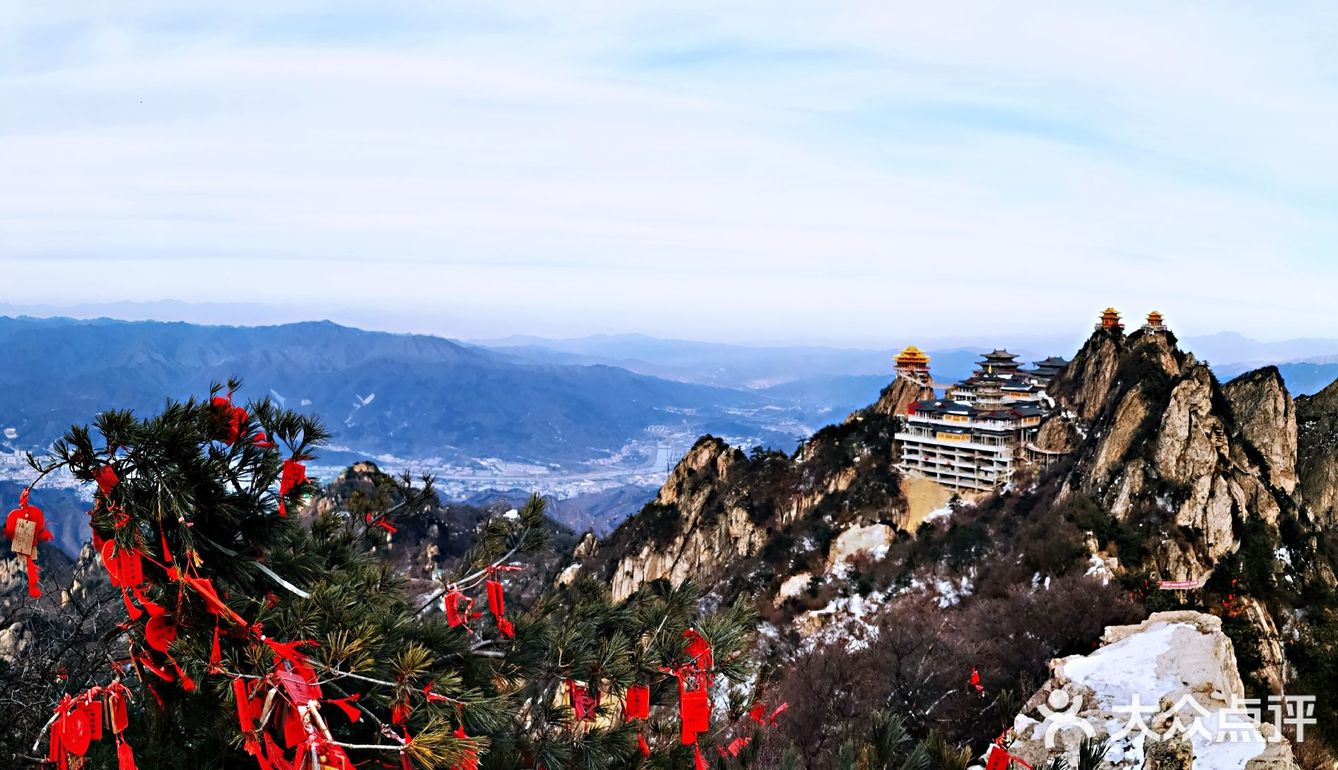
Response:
5,488,53,597
278,459,307,517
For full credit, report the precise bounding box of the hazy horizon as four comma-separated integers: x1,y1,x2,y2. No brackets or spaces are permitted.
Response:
4,299,1338,357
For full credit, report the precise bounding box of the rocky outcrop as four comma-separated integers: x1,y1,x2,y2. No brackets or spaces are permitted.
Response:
1006,612,1294,770
825,523,892,571
1035,415,1082,455
604,437,763,601
596,413,907,602
1297,378,1338,524
866,375,935,419
1224,367,1298,495
1055,328,1294,580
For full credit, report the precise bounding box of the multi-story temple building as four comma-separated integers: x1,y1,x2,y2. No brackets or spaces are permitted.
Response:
894,308,1164,492
895,398,1045,491
946,349,1047,406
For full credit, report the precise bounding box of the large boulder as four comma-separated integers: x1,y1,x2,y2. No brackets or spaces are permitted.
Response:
1005,612,1294,770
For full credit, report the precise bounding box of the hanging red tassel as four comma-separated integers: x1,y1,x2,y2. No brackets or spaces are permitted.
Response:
969,667,984,693
117,736,138,770
278,459,307,517
485,578,506,618
95,465,120,496
120,588,144,620
768,702,789,724
5,489,53,598
637,733,651,757
693,744,708,770
625,684,650,720
233,678,257,732
496,617,515,638
159,526,174,565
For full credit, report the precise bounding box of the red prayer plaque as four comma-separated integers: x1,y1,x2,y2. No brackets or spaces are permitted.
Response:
60,708,93,756
84,700,103,742
625,684,650,720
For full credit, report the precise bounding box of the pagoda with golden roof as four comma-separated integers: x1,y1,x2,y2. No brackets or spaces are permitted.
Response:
894,345,932,384
1142,310,1167,332
1097,307,1124,330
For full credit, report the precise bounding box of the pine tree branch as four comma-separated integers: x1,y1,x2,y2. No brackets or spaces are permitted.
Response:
197,533,312,598
412,534,530,618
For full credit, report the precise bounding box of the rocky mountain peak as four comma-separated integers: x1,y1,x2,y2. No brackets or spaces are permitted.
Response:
1223,366,1298,495
1297,377,1338,524
1047,326,1185,423
592,408,905,602
1047,323,1301,580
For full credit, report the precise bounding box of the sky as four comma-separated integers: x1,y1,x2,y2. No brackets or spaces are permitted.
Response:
3,2,1338,345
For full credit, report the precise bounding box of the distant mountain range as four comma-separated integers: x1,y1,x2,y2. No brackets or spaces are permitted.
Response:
2,316,1336,484
476,333,1006,389
0,317,812,468
482,331,1338,396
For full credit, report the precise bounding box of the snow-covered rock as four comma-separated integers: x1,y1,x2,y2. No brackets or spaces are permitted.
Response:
1005,611,1294,770
825,523,892,571
774,572,813,606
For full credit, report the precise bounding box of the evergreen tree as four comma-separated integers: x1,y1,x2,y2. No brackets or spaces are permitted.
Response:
7,383,757,769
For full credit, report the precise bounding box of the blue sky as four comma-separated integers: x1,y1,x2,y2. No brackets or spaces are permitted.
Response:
3,2,1338,344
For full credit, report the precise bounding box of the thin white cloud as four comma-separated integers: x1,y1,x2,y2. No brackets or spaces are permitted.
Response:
1,2,1336,343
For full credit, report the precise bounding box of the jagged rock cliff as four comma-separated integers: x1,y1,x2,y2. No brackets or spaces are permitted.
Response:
1297,378,1338,524
865,375,935,419
1224,367,1298,495
1006,611,1294,770
593,409,905,602
1051,327,1295,580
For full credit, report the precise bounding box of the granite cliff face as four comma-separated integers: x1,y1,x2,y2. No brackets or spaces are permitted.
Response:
1049,327,1297,580
593,407,905,602
1224,367,1299,495
1297,378,1338,524
864,375,935,420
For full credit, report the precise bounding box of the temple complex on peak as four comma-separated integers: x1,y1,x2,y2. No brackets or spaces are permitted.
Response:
895,346,1052,492
891,308,1164,492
